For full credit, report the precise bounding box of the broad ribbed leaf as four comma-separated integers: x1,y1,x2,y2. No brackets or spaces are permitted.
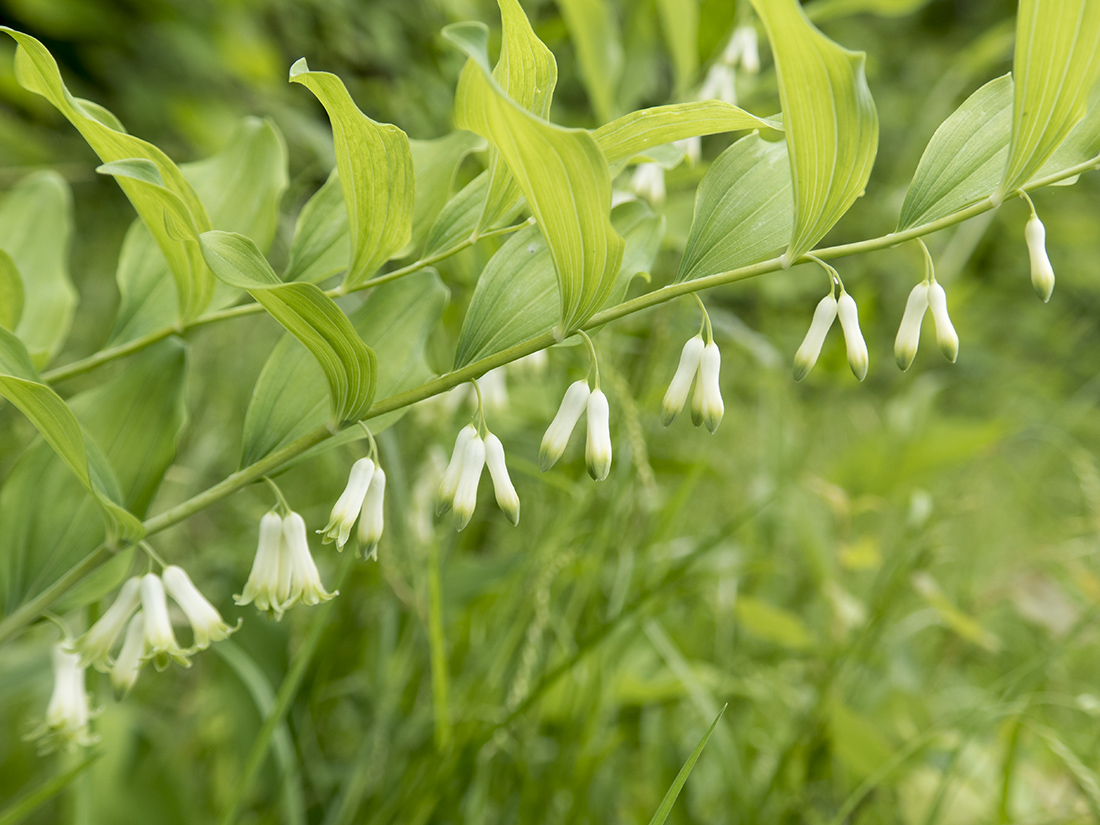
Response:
0,251,22,330
0,340,186,611
0,328,143,543
241,271,447,466
477,0,559,232
448,21,624,337
290,58,414,288
284,170,350,284
425,172,528,256
594,101,780,168
1,28,214,320
455,201,661,368
677,135,793,282
0,172,76,366
555,0,623,123
997,0,1100,200
1035,79,1100,180
655,0,699,97
409,130,485,252
200,231,376,424
109,117,289,343
749,0,878,266
897,75,1013,231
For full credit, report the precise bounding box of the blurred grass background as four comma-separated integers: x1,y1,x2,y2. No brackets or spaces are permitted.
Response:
3,0,1100,823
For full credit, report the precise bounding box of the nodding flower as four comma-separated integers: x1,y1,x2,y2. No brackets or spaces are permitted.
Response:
837,291,869,381
26,644,98,753
927,282,959,363
140,573,191,671
161,565,239,651
318,457,375,550
690,341,724,434
630,162,666,205
282,512,337,607
585,389,613,481
540,381,591,472
110,612,145,698
438,424,477,514
236,511,292,618
895,280,959,370
793,294,838,382
662,335,705,426
357,467,387,560
69,575,141,671
1025,213,1055,302
451,431,486,531
485,434,520,526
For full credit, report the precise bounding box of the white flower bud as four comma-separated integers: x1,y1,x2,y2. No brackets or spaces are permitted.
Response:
70,576,140,671
540,380,591,471
438,424,477,514
586,389,612,481
26,644,98,752
484,433,520,526
837,292,869,381
927,282,958,363
662,335,704,426
110,612,145,697
140,573,190,671
236,511,293,618
793,295,838,381
318,457,375,549
700,62,737,106
283,512,336,607
1025,214,1055,302
162,565,238,651
691,341,724,433
453,434,486,531
357,467,386,561
726,25,760,74
676,136,702,166
631,162,666,205
894,283,929,371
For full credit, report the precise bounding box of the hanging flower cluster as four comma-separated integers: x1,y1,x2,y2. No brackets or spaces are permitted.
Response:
438,419,521,530
237,511,337,618
318,456,387,559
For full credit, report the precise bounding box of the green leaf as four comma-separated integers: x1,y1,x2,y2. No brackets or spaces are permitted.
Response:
996,0,1100,201
0,250,24,331
555,0,623,123
749,0,878,265
1,28,214,320
677,134,793,282
593,101,781,169
828,700,896,781
425,172,527,257
455,201,662,368
734,596,815,649
108,117,288,343
1034,77,1100,181
283,169,350,284
0,339,186,611
240,270,447,466
408,130,485,252
447,21,625,337
655,0,699,98
476,0,558,233
0,171,76,366
0,327,143,546
896,75,1013,231
646,705,726,825
290,58,415,288
200,231,377,424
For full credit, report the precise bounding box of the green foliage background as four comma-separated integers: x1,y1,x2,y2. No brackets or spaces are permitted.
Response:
3,0,1100,823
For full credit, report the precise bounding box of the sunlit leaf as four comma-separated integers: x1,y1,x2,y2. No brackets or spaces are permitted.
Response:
0,171,76,366
425,172,527,257
677,134,793,282
408,130,484,253
283,169,349,284
655,0,699,98
241,271,447,466
290,58,415,288
0,327,144,545
455,201,662,368
447,21,624,337
749,0,878,265
200,230,376,424
555,0,623,123
1,28,214,320
996,0,1100,200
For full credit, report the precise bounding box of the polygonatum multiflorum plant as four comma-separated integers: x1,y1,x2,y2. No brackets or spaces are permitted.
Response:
1,0,1099,802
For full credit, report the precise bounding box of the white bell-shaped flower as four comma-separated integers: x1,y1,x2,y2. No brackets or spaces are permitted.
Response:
319,457,375,549
140,573,190,671
699,62,737,106
70,575,140,671
110,612,145,697
793,294,838,381
452,433,486,531
283,512,337,607
724,25,760,73
894,282,929,371
540,380,591,471
676,136,702,166
438,424,477,514
586,389,613,481
485,433,520,526
357,467,386,560
26,644,98,752
631,162,666,205
162,565,239,651
662,335,704,426
236,511,293,618
837,291,869,381
691,341,724,434
927,282,959,362
1025,213,1055,302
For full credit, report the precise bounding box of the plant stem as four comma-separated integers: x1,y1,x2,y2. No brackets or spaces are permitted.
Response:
427,539,452,751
